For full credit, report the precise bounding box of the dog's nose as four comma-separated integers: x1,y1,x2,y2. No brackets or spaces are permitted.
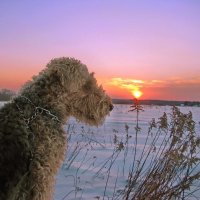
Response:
109,104,114,111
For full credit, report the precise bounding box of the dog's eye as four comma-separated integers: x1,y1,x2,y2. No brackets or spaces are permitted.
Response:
83,80,94,92
90,114,95,119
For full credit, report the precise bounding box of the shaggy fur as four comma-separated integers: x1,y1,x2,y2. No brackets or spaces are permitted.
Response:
0,57,113,200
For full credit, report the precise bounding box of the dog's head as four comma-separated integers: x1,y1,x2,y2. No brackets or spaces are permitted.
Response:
45,57,113,126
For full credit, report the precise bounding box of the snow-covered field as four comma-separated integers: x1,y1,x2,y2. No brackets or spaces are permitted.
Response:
54,104,200,200
1,102,200,199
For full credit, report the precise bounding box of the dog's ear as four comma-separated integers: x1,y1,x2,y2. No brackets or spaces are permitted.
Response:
82,73,97,93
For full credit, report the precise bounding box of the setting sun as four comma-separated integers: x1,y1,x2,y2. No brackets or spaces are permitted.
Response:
132,90,143,99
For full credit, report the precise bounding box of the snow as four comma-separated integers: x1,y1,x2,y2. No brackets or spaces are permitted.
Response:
0,101,8,107
54,105,200,200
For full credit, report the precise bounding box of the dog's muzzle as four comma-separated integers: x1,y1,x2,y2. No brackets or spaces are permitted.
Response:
109,104,114,111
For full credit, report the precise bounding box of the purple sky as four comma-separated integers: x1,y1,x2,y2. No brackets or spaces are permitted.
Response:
1,0,200,100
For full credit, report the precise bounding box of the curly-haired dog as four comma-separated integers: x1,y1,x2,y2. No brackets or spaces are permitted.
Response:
0,57,113,200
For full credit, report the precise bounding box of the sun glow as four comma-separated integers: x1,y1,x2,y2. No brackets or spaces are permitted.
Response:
108,78,145,99
132,90,143,99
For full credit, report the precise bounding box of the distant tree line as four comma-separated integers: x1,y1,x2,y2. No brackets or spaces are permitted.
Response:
112,99,200,107
184,101,200,107
0,89,16,101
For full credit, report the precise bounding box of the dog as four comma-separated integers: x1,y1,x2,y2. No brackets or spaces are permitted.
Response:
0,57,113,200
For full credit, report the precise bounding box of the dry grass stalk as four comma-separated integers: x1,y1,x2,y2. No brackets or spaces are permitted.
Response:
60,102,200,200
123,103,200,200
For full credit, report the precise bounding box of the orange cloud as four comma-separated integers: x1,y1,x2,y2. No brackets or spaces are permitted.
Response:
107,78,144,98
108,77,144,89
105,76,200,100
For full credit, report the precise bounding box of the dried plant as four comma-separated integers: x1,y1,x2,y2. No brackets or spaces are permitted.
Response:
123,104,200,200
57,101,200,200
